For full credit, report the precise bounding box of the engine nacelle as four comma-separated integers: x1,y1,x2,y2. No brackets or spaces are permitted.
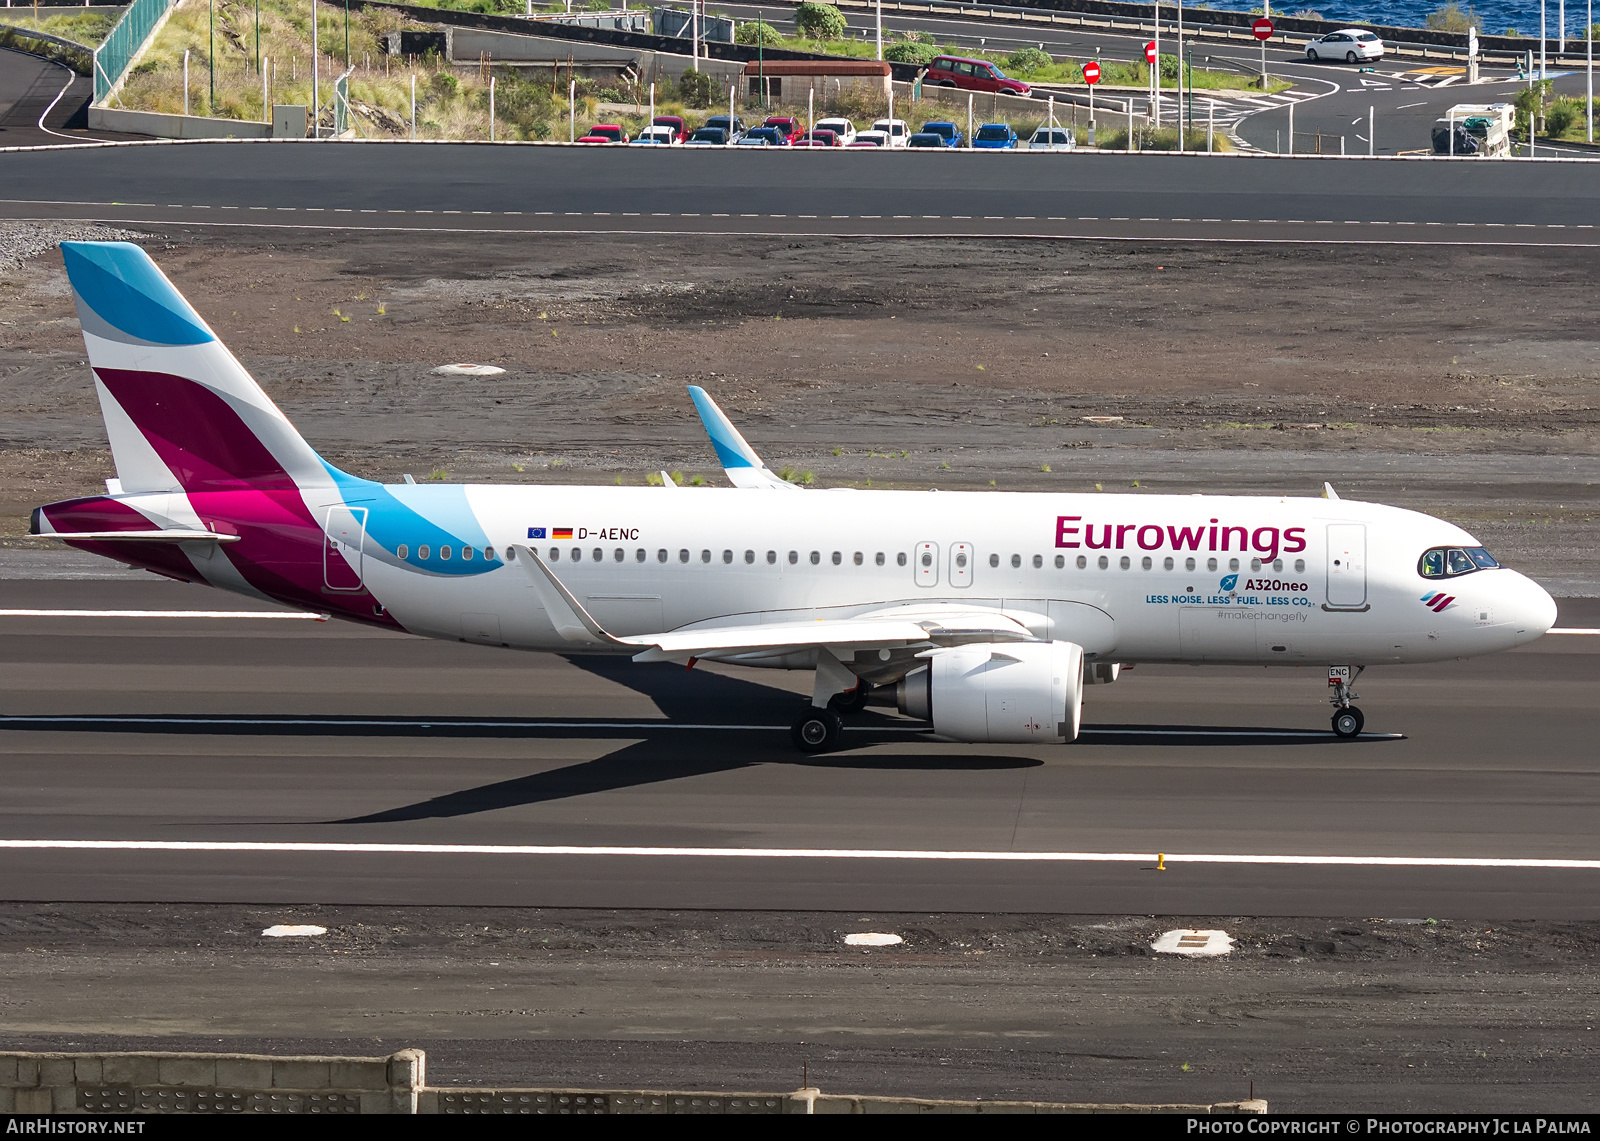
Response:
1084,661,1121,685
897,641,1085,744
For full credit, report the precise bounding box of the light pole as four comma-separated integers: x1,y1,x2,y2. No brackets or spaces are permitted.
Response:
1588,0,1593,142
1153,0,1160,129
208,0,215,113
1185,40,1193,137
311,0,319,137
692,0,700,73
875,0,882,61
1176,0,1183,137
255,0,260,73
758,9,766,110
344,0,350,67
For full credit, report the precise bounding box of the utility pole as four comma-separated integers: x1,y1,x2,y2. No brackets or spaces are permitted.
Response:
1176,0,1183,138
1153,0,1160,129
255,0,260,72
345,0,350,67
692,0,700,72
208,0,215,113
311,0,319,137
758,9,765,110
876,0,882,61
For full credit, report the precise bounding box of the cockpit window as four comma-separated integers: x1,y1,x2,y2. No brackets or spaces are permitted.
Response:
1419,546,1499,578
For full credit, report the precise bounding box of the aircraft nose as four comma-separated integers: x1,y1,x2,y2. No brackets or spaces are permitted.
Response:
1506,571,1558,643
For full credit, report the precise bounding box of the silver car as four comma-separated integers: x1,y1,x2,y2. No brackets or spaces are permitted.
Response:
1027,126,1076,151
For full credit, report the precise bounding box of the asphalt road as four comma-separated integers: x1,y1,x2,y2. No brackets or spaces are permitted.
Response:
0,47,140,147
3,140,1600,245
1,577,1595,916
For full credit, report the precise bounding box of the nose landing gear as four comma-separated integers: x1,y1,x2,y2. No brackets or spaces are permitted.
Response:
1328,665,1366,738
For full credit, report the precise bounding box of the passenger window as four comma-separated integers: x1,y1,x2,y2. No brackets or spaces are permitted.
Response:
1054,555,1064,569
1097,555,1109,569
853,552,863,566
702,550,712,563
484,546,494,561
1032,554,1042,569
658,549,668,562
460,546,473,561
810,551,821,565
440,546,452,561
989,553,999,568
592,547,603,562
920,551,932,568
832,551,842,565
1185,557,1195,571
418,545,430,560
1163,557,1173,570
397,544,408,560
1075,555,1086,569
1228,558,1239,572
744,550,755,564
636,549,646,562
1010,554,1021,568
1272,559,1282,572
789,550,799,564
955,551,968,568
875,552,885,566
767,550,777,564
897,552,907,566
1206,558,1217,571
679,549,690,563
1140,556,1152,570
572,548,582,561
1250,558,1261,572
548,548,559,561
1294,559,1305,572
1119,556,1131,570
723,550,734,564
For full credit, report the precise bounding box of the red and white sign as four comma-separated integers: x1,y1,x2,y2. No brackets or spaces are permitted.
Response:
1144,41,1157,64
1082,60,1101,85
1252,17,1275,40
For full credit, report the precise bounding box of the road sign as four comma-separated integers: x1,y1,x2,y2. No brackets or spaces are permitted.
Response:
1145,41,1157,64
1253,17,1275,40
1083,60,1101,84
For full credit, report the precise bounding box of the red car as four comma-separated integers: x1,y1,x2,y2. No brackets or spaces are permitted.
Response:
793,129,840,147
922,55,1031,97
578,124,628,144
652,115,688,143
762,116,804,144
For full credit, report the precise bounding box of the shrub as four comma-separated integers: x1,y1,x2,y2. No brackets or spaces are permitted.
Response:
735,20,781,45
884,40,937,65
678,68,715,107
794,1,846,40
1425,3,1482,31
430,72,458,98
1157,52,1181,80
1544,98,1578,135
1003,46,1052,74
1289,9,1323,18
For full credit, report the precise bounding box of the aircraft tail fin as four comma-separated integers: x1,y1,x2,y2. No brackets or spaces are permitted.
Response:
60,241,335,495
687,385,799,491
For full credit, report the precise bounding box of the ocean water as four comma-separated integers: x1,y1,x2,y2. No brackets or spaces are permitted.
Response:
1192,0,1596,39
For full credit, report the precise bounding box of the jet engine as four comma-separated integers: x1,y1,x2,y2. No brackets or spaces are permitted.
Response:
1083,661,1121,685
896,641,1085,744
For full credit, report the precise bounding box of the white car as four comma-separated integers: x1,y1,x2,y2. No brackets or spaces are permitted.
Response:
852,130,889,147
1304,29,1384,63
814,117,857,145
871,118,910,147
1026,126,1076,151
630,125,679,146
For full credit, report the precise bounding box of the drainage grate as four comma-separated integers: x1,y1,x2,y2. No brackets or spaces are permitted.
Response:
79,1088,361,1114
435,1091,784,1114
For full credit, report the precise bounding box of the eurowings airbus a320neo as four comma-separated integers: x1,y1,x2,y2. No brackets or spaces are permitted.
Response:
32,242,1557,751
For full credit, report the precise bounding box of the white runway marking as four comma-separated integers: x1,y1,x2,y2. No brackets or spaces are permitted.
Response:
1549,628,1600,635
0,609,325,620
0,840,1595,869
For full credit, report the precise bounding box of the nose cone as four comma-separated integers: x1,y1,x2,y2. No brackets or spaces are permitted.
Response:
1506,570,1558,645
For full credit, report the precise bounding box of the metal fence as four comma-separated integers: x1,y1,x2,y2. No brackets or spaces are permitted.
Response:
93,0,175,103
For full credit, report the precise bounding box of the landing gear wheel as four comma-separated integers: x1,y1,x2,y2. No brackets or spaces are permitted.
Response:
792,706,843,753
1346,50,1358,63
831,682,871,715
1331,707,1365,739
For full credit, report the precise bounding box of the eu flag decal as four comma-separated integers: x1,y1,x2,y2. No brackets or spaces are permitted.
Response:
527,527,547,539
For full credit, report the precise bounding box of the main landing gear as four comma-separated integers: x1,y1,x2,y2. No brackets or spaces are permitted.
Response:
790,683,872,753
1328,665,1366,739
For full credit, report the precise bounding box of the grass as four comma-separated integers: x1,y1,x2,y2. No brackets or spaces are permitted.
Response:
1,10,118,47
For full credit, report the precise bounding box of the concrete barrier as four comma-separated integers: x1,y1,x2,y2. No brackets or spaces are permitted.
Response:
87,105,272,138
0,1049,425,1114
1,1050,1265,1115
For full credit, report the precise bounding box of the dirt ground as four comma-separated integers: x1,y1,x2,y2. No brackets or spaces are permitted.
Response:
5,222,1595,589
1,903,1597,1111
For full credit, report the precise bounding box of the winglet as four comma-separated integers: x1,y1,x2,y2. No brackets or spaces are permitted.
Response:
513,545,637,649
687,385,799,490
1323,482,1340,500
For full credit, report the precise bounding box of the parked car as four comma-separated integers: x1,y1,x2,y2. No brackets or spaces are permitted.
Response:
686,127,730,145
871,118,911,147
652,114,688,142
762,116,805,143
922,55,1031,97
1304,29,1384,63
702,114,748,141
972,122,1019,149
918,121,964,147
907,131,949,148
793,129,840,147
1026,125,1075,151
852,130,889,147
737,128,783,146
814,117,857,145
631,125,679,145
578,124,628,143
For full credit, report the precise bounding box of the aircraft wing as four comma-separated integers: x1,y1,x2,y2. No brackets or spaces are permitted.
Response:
514,546,1035,661
687,385,799,491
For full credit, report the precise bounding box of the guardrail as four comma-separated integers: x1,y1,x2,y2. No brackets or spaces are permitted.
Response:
1,1048,1269,1115
92,0,174,103
0,22,94,73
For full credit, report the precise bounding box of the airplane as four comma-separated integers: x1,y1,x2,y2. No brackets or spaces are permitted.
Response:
31,242,1558,752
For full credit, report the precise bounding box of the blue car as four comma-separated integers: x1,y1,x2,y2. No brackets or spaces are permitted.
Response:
972,123,1019,149
918,120,964,147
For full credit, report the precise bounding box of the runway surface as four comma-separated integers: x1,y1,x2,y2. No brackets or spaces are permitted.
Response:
1,577,1594,916
3,142,1600,245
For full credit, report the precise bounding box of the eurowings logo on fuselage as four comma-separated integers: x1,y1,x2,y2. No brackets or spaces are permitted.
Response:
1421,591,1456,612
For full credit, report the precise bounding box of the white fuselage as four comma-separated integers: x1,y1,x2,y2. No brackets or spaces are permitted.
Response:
296,484,1553,668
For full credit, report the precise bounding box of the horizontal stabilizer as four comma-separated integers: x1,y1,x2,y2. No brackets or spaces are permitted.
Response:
41,530,241,544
